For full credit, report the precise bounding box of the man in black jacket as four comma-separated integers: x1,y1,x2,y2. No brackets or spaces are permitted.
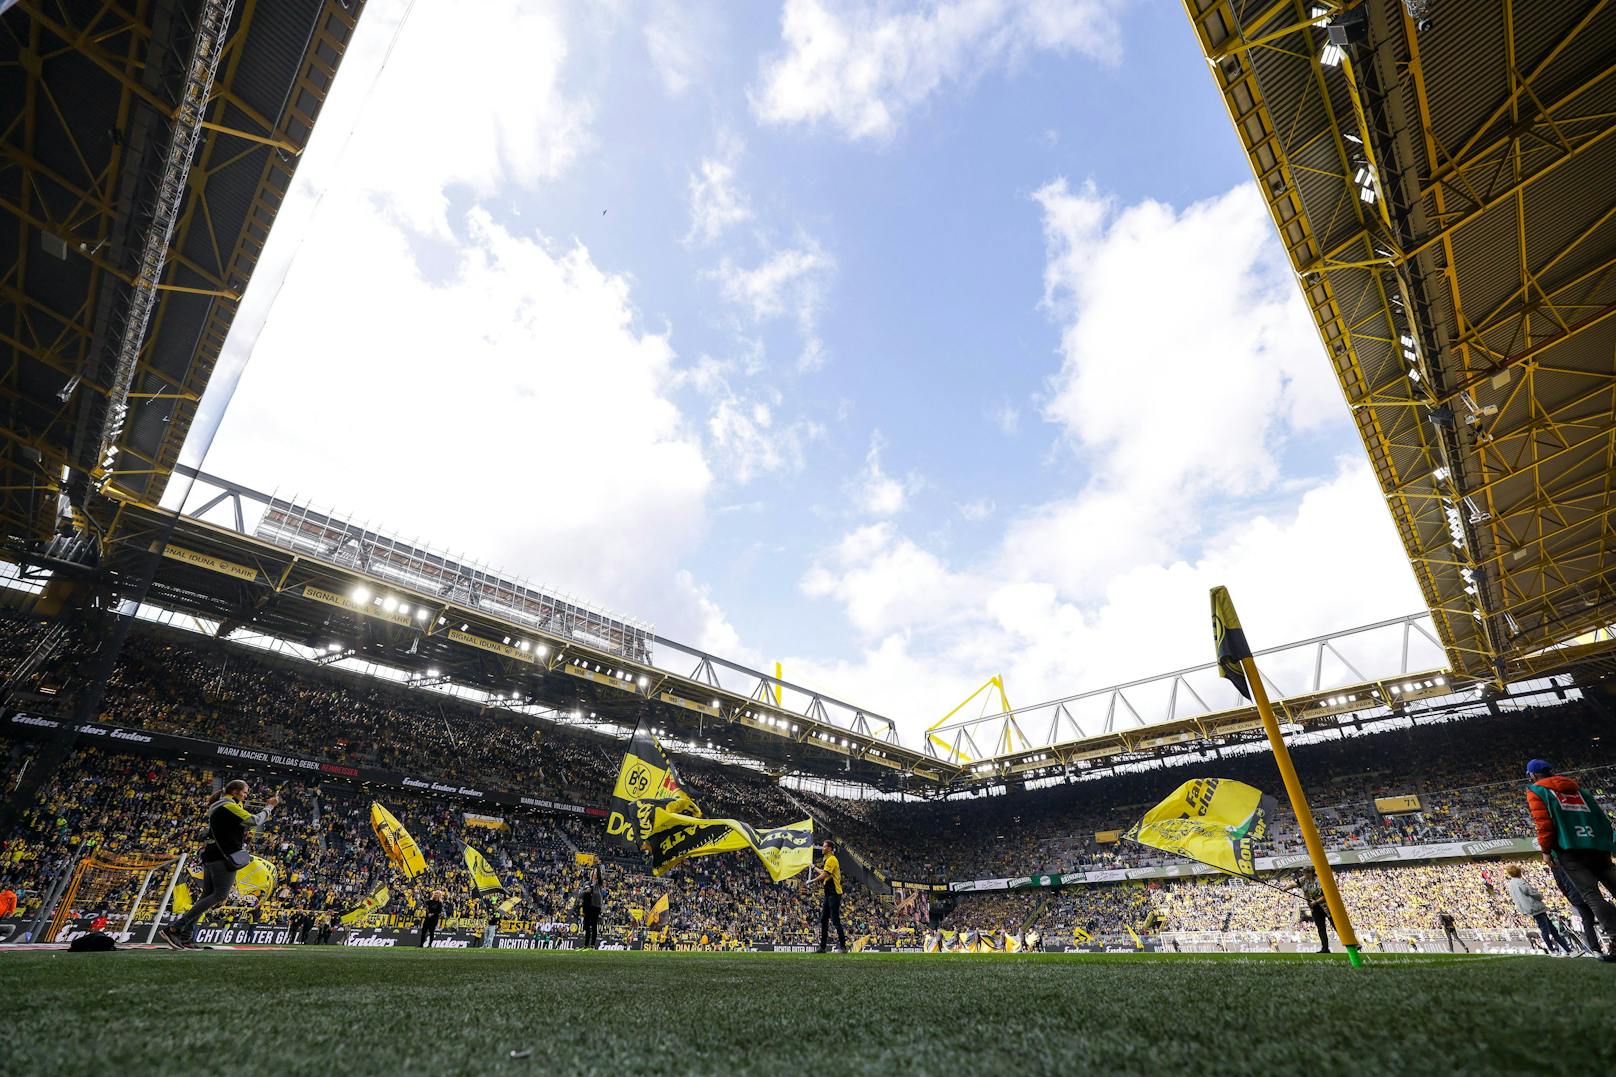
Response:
420,890,445,947
159,779,277,949
579,867,605,949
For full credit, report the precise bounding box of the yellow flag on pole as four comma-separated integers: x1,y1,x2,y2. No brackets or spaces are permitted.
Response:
644,810,814,882
648,893,670,925
1125,778,1271,877
462,843,504,895
371,802,427,879
341,884,390,925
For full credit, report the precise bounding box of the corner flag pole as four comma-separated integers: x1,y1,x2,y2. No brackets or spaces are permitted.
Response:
1211,586,1364,968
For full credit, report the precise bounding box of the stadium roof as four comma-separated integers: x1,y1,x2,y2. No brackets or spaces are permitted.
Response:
1183,0,1616,683
0,0,365,541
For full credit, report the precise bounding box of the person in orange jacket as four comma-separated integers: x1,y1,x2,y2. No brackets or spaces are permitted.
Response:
1525,758,1616,962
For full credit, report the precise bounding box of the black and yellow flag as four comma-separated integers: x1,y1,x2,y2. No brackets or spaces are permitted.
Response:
1125,778,1271,877
607,725,699,851
371,802,427,878
340,883,390,925
647,892,669,925
1211,585,1253,699
645,809,815,882
463,842,504,896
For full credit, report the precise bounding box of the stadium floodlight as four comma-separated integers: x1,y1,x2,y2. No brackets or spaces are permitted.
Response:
381,596,398,613
397,603,410,617
352,586,370,603
428,668,440,677
638,675,648,687
326,642,342,653
572,709,581,720
415,608,430,622
502,636,511,645
536,645,549,657
1320,42,1344,67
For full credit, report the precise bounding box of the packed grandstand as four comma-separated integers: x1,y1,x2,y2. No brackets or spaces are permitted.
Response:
3,609,1610,954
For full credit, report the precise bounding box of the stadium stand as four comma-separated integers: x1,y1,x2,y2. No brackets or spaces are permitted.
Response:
3,609,1611,952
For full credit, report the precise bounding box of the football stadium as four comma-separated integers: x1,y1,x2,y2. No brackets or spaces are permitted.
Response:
3,0,1615,1073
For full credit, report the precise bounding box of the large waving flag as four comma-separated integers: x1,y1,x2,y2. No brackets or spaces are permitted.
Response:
1125,778,1271,877
645,809,814,883
462,843,504,896
647,892,670,926
607,726,699,851
341,884,390,925
371,802,427,879
611,722,814,880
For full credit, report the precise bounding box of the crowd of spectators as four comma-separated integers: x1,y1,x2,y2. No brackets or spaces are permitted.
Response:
808,706,1615,879
2,611,1613,951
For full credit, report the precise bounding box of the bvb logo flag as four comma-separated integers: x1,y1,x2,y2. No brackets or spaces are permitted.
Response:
462,843,504,896
607,725,700,851
1210,585,1253,700
1125,778,1272,877
341,884,390,925
371,802,428,879
646,810,815,882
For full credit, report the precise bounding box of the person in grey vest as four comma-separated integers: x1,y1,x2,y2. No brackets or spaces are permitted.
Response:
1503,864,1569,955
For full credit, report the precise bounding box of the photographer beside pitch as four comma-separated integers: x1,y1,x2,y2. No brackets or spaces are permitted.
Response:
1524,758,1616,962
160,779,277,949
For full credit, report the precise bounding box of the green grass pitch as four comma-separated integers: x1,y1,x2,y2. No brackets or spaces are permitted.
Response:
3,949,1610,1074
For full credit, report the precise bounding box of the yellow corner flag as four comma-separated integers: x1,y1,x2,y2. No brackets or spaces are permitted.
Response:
1126,779,1270,877
1211,585,1252,699
371,802,427,879
1209,585,1364,968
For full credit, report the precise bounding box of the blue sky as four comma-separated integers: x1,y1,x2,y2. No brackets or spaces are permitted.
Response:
193,1,1426,740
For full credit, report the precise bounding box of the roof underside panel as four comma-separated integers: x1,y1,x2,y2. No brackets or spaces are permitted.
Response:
1184,0,1616,681
0,0,366,538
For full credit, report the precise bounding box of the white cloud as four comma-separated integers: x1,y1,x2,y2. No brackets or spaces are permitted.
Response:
707,391,823,484
794,462,1423,741
645,0,720,96
793,182,1420,744
206,204,710,610
711,239,834,324
958,497,996,521
335,0,590,238
194,0,712,623
753,0,1122,140
1035,178,1339,499
991,400,1020,435
850,432,915,517
687,136,754,245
